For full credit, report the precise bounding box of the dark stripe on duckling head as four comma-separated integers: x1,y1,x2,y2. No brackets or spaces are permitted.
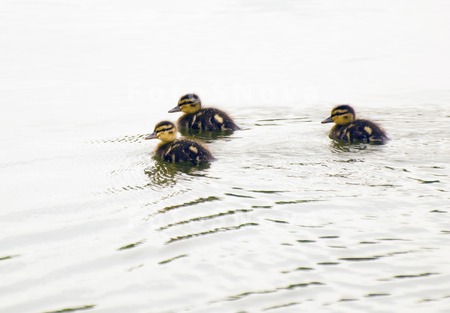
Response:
331,104,355,117
322,104,356,124
154,121,176,133
178,93,201,107
155,126,174,134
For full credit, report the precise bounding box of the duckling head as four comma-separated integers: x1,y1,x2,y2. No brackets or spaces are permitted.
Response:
322,104,355,125
145,121,177,142
168,93,202,114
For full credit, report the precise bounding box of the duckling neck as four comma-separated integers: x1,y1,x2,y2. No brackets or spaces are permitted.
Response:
157,140,176,148
184,108,201,115
336,120,353,127
331,123,349,133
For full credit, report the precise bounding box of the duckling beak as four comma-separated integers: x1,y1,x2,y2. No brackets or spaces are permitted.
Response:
168,106,181,113
321,116,334,124
145,132,157,140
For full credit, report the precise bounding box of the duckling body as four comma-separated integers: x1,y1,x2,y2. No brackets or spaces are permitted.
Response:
328,119,388,144
169,94,240,132
155,139,214,163
322,105,388,144
177,107,239,131
146,121,214,164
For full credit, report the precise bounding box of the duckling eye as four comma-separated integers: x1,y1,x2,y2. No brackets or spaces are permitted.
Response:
190,104,196,107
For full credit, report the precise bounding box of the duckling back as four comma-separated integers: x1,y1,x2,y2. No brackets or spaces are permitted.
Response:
155,139,214,164
330,119,388,144
178,108,240,132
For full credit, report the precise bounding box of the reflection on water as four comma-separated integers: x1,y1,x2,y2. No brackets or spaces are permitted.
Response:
329,141,369,153
144,160,210,189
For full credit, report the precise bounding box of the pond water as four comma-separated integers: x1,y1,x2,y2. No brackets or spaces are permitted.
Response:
1,1,450,313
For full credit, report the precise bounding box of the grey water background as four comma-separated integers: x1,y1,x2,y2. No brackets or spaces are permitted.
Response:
1,0,450,312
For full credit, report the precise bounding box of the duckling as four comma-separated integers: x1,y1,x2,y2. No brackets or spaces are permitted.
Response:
321,104,388,144
168,93,240,131
145,121,214,164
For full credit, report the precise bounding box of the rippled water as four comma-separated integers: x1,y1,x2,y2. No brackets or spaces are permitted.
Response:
1,1,450,313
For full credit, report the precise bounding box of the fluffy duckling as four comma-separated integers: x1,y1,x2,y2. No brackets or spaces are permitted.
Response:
168,93,240,131
145,121,214,164
322,105,388,144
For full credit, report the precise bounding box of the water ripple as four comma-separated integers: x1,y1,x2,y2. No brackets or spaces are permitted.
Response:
151,196,221,216
42,305,95,313
166,222,258,244
159,254,188,265
117,240,146,251
158,208,252,231
0,255,20,262
224,281,324,302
